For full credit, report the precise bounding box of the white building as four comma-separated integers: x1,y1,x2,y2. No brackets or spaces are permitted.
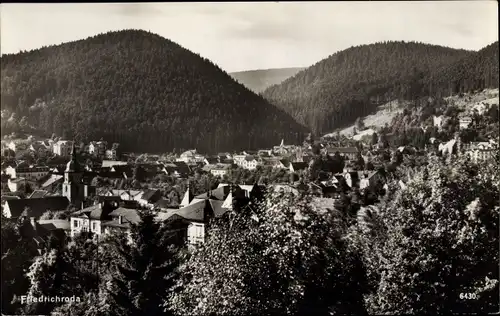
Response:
5,165,50,181
459,116,472,130
53,140,73,156
433,115,445,130
210,164,232,177
240,156,260,170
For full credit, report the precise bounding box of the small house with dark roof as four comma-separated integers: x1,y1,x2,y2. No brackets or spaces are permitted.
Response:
3,196,70,219
110,164,133,179
203,157,219,165
18,217,69,254
289,162,308,173
136,189,162,209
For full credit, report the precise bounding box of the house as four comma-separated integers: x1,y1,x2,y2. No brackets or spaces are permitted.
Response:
18,217,69,254
217,152,232,160
110,165,134,179
343,171,361,188
233,154,247,166
88,141,108,157
203,157,219,165
276,159,290,169
210,164,232,177
159,198,231,245
240,155,260,170
136,189,162,208
466,142,496,163
29,142,49,157
101,160,128,168
459,115,473,130
433,115,445,130
5,165,50,181
105,148,119,160
438,139,458,156
7,178,28,193
69,202,120,237
3,196,70,219
289,162,308,173
162,163,181,177
270,183,299,196
53,140,73,156
258,149,273,156
7,141,17,152
358,171,380,190
104,189,143,202
260,157,282,168
1,195,20,214
324,147,359,160
176,149,204,164
216,183,262,200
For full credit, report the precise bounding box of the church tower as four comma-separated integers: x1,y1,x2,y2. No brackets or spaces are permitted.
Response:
63,143,85,206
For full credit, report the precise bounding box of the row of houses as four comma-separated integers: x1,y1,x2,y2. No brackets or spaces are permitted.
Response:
6,139,121,160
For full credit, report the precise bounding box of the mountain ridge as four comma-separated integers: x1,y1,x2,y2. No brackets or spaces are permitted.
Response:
230,67,306,93
262,40,498,135
1,29,308,154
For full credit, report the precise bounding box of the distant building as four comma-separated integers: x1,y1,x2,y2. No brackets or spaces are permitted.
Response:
88,141,108,157
53,140,73,156
433,115,445,130
29,142,50,157
466,142,496,163
209,164,232,177
289,162,308,173
5,165,50,181
459,116,473,130
240,155,260,170
176,149,204,164
105,148,119,160
359,171,381,190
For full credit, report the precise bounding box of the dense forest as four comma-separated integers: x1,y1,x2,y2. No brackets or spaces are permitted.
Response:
229,67,305,93
0,30,308,153
262,41,499,135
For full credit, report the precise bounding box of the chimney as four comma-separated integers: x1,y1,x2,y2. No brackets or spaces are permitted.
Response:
118,215,123,225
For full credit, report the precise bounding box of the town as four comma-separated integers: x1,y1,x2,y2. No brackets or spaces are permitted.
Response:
1,89,498,247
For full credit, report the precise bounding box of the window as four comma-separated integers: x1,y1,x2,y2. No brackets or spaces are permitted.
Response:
92,222,97,231
73,220,79,228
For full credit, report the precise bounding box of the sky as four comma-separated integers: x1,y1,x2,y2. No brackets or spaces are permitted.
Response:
0,1,498,72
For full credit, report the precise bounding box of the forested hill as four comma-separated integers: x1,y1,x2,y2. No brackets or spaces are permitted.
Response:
262,41,486,135
426,41,499,97
0,29,308,153
230,67,305,93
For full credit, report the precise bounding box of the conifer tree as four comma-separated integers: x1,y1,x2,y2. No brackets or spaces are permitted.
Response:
104,210,180,316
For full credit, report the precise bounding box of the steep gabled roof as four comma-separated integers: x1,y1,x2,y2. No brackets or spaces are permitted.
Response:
28,190,49,199
108,207,141,225
290,162,308,171
165,199,213,222
140,189,160,202
5,196,69,218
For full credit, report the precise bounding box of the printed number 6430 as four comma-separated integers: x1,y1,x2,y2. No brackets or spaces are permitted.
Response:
459,293,478,300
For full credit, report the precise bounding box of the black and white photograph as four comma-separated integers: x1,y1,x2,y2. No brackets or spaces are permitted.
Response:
0,1,499,315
